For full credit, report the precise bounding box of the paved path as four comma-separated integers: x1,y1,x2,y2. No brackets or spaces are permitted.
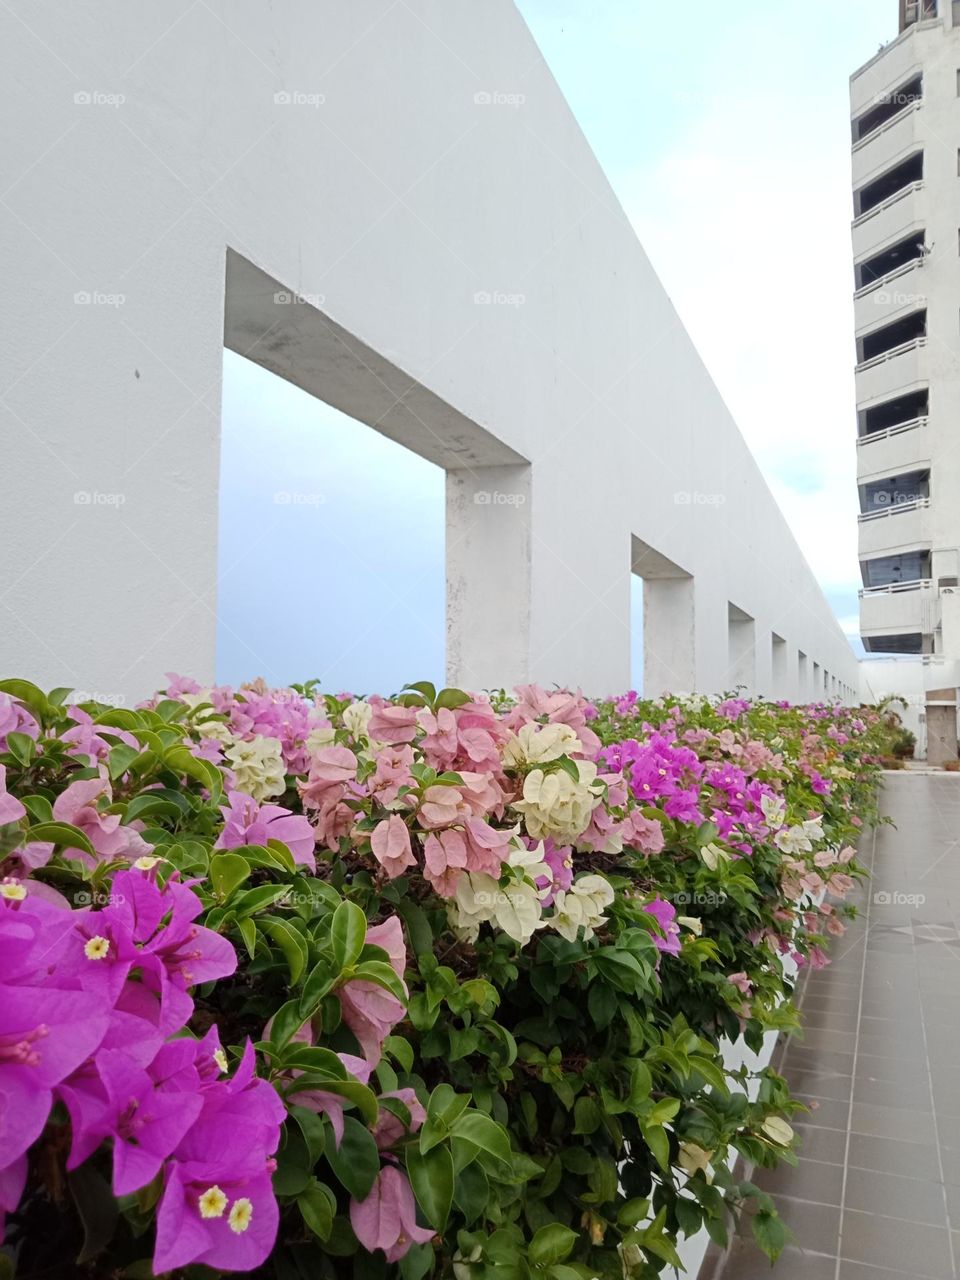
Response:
717,773,960,1279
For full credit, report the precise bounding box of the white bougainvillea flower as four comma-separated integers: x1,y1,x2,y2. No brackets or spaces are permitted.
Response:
677,1141,714,1181
700,842,732,871
549,873,615,942
759,792,786,827
512,760,601,842
502,721,582,769
224,734,286,801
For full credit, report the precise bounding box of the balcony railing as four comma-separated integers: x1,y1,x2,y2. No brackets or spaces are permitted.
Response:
852,180,924,229
857,416,927,446
854,257,924,300
856,336,926,373
859,577,932,597
852,99,922,154
858,496,930,522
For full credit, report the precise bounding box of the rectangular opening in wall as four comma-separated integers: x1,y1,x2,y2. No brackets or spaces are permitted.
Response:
631,536,695,698
771,632,787,696
727,601,755,693
798,650,808,699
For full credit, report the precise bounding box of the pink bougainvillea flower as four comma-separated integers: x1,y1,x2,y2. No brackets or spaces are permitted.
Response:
727,972,753,996
61,706,137,764
422,829,469,897
0,765,25,827
337,917,408,1065
0,982,110,1167
372,1087,426,1150
623,811,665,855
642,897,682,956
350,1165,434,1262
215,790,316,870
289,1051,372,1146
366,701,420,745
0,695,39,753
370,815,416,879
52,777,152,867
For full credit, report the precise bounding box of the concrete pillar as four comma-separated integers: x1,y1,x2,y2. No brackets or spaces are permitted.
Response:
446,465,531,690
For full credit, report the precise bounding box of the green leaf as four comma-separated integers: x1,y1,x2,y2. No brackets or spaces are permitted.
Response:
209,852,250,900
435,687,471,711
20,794,53,823
237,917,258,959
307,1078,379,1127
403,681,437,704
263,918,309,984
528,1224,577,1268
573,1096,602,1135
642,1123,670,1171
25,822,96,858
267,999,304,1050
617,1197,650,1228
450,1111,512,1164
163,745,223,801
352,959,407,1003
289,1106,326,1163
5,731,34,766
752,1209,790,1262
325,1116,380,1200
107,743,140,780
68,1166,119,1263
0,679,52,722
298,1179,335,1241
406,1145,454,1232
330,899,367,972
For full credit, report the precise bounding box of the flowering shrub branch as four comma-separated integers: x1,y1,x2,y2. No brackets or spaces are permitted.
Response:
0,676,891,1277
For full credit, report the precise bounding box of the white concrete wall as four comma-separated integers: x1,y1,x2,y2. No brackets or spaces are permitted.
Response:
0,0,859,703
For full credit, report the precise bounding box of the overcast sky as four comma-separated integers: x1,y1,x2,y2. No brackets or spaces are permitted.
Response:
218,0,896,692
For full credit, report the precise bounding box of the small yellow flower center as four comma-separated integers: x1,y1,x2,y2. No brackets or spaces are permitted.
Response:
213,1048,228,1073
228,1197,253,1233
198,1185,227,1219
84,936,110,961
0,883,27,901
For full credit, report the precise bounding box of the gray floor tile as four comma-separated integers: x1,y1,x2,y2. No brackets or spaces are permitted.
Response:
850,1101,938,1144
793,1125,848,1165
721,1241,838,1279
846,1132,942,1180
753,1157,844,1205
837,1209,954,1277
842,1166,947,1226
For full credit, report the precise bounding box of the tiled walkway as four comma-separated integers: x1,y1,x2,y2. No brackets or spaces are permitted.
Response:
717,773,960,1280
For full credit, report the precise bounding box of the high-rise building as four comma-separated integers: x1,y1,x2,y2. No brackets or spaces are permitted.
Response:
853,1,960,758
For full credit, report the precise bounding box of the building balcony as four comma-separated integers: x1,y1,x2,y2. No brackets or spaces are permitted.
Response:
851,101,922,188
857,495,930,556
859,577,939,638
851,181,924,262
855,335,926,403
850,29,919,118
857,417,929,481
853,258,925,331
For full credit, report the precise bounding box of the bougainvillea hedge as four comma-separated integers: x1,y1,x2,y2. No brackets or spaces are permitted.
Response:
0,677,891,1279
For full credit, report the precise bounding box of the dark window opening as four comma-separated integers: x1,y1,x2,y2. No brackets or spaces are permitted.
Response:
859,308,926,363
860,388,929,435
862,550,931,587
856,151,923,217
855,231,925,289
860,467,929,515
864,632,923,653
853,75,922,142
